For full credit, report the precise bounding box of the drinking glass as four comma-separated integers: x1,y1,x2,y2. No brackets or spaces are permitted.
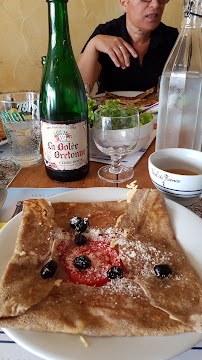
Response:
0,92,42,167
93,107,139,183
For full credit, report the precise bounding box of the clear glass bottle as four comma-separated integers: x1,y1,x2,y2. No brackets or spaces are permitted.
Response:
155,0,202,151
40,0,89,182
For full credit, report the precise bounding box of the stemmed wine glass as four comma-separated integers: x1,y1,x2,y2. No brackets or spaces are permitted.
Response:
93,106,139,183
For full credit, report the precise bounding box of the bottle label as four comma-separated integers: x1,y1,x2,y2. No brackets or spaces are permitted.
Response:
41,120,88,171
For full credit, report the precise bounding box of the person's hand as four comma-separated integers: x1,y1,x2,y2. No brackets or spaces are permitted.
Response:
91,35,138,69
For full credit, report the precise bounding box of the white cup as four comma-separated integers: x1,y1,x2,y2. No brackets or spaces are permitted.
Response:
148,148,202,205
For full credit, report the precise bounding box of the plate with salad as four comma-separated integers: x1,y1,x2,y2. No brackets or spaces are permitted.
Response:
88,91,156,155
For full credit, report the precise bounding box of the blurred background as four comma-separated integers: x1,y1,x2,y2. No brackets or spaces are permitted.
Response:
0,0,183,93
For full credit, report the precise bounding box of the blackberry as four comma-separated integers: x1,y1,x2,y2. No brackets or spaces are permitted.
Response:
74,255,91,269
154,264,172,278
40,260,58,279
70,217,89,233
74,233,87,246
107,266,123,280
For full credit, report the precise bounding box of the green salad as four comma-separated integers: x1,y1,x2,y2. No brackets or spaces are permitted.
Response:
88,99,153,129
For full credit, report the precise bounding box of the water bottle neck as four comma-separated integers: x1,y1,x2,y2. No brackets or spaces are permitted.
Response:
183,0,202,25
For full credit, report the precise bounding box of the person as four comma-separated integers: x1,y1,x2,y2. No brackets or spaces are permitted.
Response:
77,0,179,94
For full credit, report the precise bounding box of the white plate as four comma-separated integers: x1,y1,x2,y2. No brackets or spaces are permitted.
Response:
1,188,202,360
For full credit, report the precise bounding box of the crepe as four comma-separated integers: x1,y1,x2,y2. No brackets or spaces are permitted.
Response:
118,189,202,333
0,190,201,336
0,199,67,317
104,87,158,107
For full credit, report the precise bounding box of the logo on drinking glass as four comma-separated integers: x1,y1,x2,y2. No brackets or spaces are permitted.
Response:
0,102,39,124
54,130,72,142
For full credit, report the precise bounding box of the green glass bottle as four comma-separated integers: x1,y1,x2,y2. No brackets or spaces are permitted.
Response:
40,0,89,182
41,56,46,68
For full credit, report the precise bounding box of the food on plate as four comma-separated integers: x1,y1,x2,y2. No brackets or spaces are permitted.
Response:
118,189,202,333
88,98,153,129
105,86,158,107
0,119,6,141
0,189,201,336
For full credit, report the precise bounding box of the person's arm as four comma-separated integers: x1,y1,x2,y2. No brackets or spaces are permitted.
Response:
77,34,138,92
77,38,102,93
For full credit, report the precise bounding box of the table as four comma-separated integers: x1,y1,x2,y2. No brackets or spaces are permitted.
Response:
1,138,202,360
10,142,155,189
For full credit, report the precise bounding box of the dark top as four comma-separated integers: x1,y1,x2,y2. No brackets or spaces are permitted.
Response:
83,14,178,93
